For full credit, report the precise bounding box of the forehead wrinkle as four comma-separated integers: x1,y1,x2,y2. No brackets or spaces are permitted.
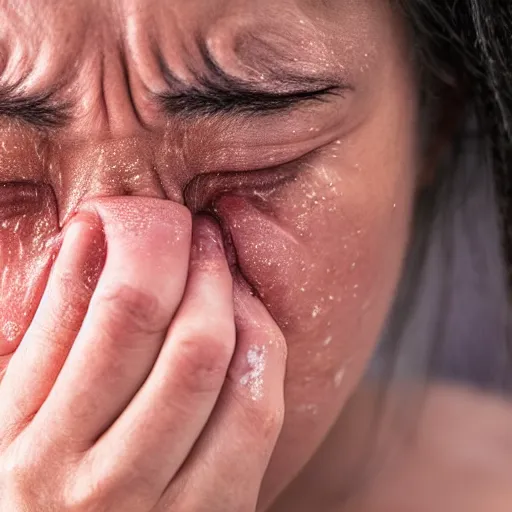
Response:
0,1,99,89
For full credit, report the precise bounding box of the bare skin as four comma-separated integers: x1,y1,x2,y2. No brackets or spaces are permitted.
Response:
272,382,512,512
0,0,510,510
349,384,512,512
0,199,289,510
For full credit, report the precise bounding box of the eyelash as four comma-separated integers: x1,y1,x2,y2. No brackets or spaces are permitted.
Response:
156,43,349,120
158,85,343,120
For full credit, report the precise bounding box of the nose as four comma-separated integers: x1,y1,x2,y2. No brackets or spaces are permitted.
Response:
38,24,190,221
53,136,183,223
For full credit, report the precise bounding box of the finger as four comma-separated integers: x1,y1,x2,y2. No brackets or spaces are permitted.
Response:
0,212,105,447
77,215,235,510
157,274,287,512
29,197,192,448
0,184,60,357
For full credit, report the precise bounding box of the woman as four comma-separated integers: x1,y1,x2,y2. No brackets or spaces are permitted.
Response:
0,1,510,510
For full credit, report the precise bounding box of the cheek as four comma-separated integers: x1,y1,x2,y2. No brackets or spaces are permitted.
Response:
212,138,415,464
255,122,417,496
0,185,59,358
218,141,415,381
283,148,415,409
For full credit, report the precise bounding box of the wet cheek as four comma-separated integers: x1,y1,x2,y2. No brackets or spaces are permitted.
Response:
0,185,59,356
220,151,412,400
293,161,410,353
215,154,409,340
215,195,316,329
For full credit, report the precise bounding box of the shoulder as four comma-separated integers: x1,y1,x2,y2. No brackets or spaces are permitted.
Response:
413,383,512,468
273,382,512,512
342,382,512,512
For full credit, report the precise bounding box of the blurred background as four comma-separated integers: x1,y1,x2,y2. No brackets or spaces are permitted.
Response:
375,140,511,390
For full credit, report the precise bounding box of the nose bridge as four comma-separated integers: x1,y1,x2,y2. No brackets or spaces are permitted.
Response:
43,13,192,221
54,137,169,222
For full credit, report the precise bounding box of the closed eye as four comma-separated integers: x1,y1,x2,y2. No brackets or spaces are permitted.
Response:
155,41,352,120
157,82,342,118
0,81,70,129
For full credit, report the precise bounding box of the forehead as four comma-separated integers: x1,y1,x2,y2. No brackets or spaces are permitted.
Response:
0,0,399,87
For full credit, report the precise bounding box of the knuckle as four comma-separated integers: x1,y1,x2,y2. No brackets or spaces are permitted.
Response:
58,269,94,309
62,485,108,512
55,299,82,336
97,283,166,337
0,446,39,497
62,481,114,512
47,304,78,341
174,332,233,394
30,278,85,344
63,460,153,512
152,476,188,511
172,479,255,512
61,463,113,512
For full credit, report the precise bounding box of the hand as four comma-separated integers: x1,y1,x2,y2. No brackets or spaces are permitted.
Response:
0,197,287,512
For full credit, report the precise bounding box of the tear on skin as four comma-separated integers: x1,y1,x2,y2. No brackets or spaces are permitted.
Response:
333,367,345,388
296,403,319,415
239,344,267,401
322,335,333,346
2,320,20,342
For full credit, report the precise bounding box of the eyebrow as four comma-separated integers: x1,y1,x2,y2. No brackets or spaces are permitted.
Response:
0,46,350,128
156,42,350,119
0,82,70,129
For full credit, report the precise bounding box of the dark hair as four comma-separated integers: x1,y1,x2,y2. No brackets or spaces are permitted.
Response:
403,1,512,268
378,1,512,388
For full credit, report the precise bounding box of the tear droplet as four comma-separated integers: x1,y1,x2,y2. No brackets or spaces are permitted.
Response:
2,321,20,342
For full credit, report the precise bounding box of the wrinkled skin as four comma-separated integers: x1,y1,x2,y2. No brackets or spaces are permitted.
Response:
0,0,419,510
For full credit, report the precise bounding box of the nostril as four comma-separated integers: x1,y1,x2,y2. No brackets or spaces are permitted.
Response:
184,175,238,273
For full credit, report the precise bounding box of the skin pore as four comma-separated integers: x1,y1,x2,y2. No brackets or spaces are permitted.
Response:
0,0,426,510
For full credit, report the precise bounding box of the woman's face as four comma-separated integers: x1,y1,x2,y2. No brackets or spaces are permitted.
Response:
0,0,418,506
